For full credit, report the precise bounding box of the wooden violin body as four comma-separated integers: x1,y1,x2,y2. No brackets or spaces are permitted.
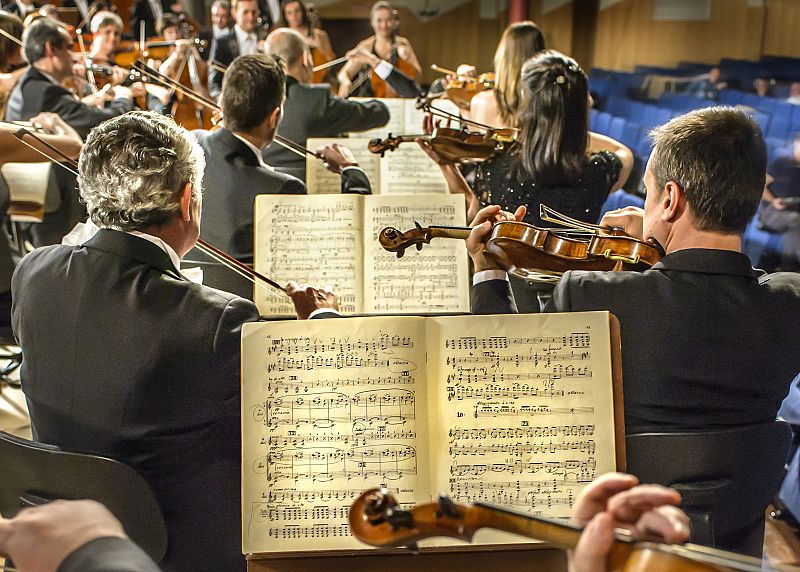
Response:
446,72,495,110
350,488,777,572
368,126,516,163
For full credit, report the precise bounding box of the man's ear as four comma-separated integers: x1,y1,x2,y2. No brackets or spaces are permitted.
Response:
662,181,684,222
267,106,281,129
179,182,193,222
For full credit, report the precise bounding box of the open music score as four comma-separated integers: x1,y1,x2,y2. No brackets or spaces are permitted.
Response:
253,194,469,316
241,311,622,554
306,137,449,195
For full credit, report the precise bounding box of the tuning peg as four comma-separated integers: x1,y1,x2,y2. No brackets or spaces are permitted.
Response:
416,243,422,251
414,221,423,231
396,249,405,258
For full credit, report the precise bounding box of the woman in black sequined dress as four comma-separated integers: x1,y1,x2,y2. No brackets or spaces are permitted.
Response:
421,50,633,225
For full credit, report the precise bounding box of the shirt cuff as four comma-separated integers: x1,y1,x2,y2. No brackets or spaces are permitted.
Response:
473,269,508,286
374,60,393,80
308,308,342,319
341,166,366,176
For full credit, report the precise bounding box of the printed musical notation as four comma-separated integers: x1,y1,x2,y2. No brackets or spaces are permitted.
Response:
241,313,619,553
363,194,469,314
242,320,428,553
427,313,618,522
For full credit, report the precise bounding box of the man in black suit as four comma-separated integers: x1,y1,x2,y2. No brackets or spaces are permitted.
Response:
262,28,389,181
12,111,339,572
196,0,231,61
5,18,134,245
207,0,260,98
1,0,37,18
197,54,372,262
469,107,800,435
130,0,181,39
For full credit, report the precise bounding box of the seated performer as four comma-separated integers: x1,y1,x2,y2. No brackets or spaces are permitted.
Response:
6,17,134,244
277,0,335,84
337,0,421,98
196,53,371,261
262,28,389,180
0,474,689,572
468,107,800,434
11,111,340,572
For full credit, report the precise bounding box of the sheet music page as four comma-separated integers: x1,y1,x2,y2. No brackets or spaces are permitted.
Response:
378,145,448,195
253,194,364,315
348,97,406,139
425,312,618,545
362,194,469,314
403,98,460,133
305,138,379,194
241,317,431,553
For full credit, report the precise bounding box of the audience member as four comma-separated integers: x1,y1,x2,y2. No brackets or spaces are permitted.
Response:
787,82,800,105
686,66,726,100
759,133,800,269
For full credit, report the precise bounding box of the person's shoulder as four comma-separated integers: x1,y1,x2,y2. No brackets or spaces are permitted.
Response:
394,35,413,46
355,36,375,49
16,243,73,270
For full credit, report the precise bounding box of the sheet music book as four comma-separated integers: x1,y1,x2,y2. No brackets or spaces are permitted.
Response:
241,311,624,554
305,137,449,195
252,193,470,316
347,97,460,140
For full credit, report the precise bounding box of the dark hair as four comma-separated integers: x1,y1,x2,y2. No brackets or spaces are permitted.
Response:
277,0,310,29
0,11,22,72
22,17,67,64
157,13,182,35
649,107,766,234
221,54,285,132
514,50,588,186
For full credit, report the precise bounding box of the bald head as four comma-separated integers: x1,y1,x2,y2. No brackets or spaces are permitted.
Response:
265,28,307,69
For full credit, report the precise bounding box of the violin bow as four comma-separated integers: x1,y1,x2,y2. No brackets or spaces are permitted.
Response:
312,55,348,73
4,124,289,301
132,61,318,161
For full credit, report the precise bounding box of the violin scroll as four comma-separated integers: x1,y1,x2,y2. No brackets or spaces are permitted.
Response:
379,222,430,258
368,134,404,157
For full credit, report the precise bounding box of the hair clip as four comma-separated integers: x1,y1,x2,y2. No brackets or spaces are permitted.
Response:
555,75,566,84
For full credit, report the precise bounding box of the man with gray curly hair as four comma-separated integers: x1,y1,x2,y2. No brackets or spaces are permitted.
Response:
10,111,338,572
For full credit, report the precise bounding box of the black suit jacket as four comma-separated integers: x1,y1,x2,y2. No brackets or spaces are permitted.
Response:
472,249,800,434
5,67,132,139
207,30,239,98
196,27,215,61
1,1,38,16
196,127,371,261
262,76,389,180
58,537,161,572
129,0,172,39
12,229,261,572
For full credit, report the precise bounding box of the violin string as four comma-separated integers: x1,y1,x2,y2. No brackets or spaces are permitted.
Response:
421,104,498,132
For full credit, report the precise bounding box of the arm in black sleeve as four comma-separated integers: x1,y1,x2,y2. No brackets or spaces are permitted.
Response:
340,167,371,195
47,88,132,139
57,537,161,572
321,94,389,136
384,67,422,98
471,279,518,314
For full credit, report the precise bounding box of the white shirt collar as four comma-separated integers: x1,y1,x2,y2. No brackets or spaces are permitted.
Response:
231,131,273,171
36,67,60,86
127,230,182,273
234,24,257,52
212,24,228,38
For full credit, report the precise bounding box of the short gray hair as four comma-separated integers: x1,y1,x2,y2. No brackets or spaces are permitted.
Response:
648,106,766,234
78,111,205,231
90,10,122,33
265,28,306,68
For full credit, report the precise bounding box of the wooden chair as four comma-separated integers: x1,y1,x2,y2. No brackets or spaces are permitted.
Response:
0,430,167,563
626,420,792,557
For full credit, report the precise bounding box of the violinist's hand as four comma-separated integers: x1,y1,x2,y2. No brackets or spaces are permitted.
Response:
395,37,411,61
0,500,129,572
466,204,526,272
569,473,690,572
316,143,359,174
81,90,109,108
337,77,352,98
305,34,320,50
456,64,476,78
416,138,450,167
599,206,645,241
345,48,378,69
175,38,192,56
285,281,339,320
128,81,147,98
29,112,71,136
109,85,134,101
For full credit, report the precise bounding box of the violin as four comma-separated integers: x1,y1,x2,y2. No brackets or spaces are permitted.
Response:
379,205,664,282
431,64,495,110
349,488,787,572
368,126,516,163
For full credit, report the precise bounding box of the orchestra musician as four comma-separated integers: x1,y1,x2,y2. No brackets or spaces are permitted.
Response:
421,50,632,225
1,0,36,18
195,0,232,61
0,11,25,117
207,0,261,98
130,0,182,39
6,18,134,244
337,0,421,98
469,20,545,128
10,110,342,572
468,106,800,435
276,0,334,84
196,53,372,261
262,28,389,181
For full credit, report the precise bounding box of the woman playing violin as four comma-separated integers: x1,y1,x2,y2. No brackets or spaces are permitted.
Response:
277,0,334,84
0,11,25,117
469,20,544,128
421,50,633,225
337,0,421,98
